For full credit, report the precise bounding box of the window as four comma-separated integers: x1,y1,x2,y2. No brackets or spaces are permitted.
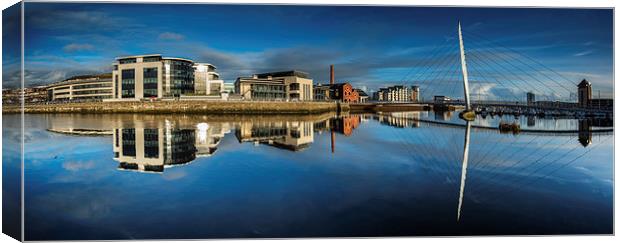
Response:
114,75,119,98
167,129,196,165
142,56,161,62
163,60,194,97
121,128,136,157
250,84,285,100
144,129,159,158
121,69,135,98
73,90,111,95
143,68,158,98
119,58,136,64
74,83,112,89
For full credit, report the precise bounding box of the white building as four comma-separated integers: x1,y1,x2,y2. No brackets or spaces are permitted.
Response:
47,74,113,101
111,54,195,100
193,63,224,96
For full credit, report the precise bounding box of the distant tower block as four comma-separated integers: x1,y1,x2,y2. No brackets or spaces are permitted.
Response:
412,85,420,102
527,92,535,106
577,79,592,107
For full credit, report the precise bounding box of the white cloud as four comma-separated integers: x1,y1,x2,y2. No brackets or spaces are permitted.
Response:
63,43,95,53
62,161,96,172
158,32,185,41
573,50,593,57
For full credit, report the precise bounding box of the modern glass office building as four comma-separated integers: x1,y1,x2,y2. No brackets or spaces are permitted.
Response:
112,54,195,100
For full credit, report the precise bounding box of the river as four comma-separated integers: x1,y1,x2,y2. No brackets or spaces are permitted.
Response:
2,111,613,240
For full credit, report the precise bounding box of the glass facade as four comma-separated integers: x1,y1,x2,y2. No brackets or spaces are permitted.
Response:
119,58,136,64
142,56,161,63
121,128,136,157
74,83,112,89
144,129,159,159
121,69,135,98
73,90,113,95
164,60,194,97
114,75,119,98
250,84,285,100
143,67,158,98
165,129,196,165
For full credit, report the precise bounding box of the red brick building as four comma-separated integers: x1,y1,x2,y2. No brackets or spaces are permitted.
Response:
329,83,359,103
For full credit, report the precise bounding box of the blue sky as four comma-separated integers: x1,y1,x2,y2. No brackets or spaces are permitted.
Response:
2,3,614,99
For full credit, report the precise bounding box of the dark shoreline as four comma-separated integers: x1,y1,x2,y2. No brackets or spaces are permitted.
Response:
2,101,348,115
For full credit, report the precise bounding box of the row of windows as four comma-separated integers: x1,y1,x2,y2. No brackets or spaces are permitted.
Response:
73,90,112,95
143,68,158,96
166,130,196,165
115,66,196,98
144,67,158,78
144,129,159,159
119,58,136,64
114,75,119,98
122,69,136,98
166,63,194,96
122,69,135,79
122,129,136,157
251,126,288,138
143,56,161,63
122,90,135,98
73,95,113,99
250,84,286,100
74,83,112,89
144,89,158,98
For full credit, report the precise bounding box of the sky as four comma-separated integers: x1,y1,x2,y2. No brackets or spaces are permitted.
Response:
2,3,614,99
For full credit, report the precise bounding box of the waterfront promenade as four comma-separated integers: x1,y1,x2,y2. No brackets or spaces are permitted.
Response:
2,100,347,115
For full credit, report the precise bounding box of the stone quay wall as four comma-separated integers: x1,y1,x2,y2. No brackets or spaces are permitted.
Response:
2,101,349,115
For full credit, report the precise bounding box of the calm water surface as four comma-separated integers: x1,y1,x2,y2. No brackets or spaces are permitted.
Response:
3,111,613,240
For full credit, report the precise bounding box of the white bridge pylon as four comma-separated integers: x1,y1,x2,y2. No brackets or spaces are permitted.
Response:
458,21,472,111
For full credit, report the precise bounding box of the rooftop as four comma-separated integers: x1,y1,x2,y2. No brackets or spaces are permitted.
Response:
47,73,113,87
578,79,591,87
256,70,310,79
115,54,162,60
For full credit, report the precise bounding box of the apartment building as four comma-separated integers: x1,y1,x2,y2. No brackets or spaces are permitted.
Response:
235,70,313,101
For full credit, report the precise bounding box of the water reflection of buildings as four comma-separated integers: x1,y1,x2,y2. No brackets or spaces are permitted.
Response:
313,115,362,153
527,116,536,127
113,126,197,173
578,118,613,147
45,114,369,172
434,111,453,121
111,119,232,173
374,112,421,128
195,122,231,157
235,121,315,151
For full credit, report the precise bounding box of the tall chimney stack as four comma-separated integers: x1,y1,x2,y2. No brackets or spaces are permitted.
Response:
330,64,335,85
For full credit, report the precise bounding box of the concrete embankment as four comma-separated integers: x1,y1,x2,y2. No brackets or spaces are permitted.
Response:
2,101,349,114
